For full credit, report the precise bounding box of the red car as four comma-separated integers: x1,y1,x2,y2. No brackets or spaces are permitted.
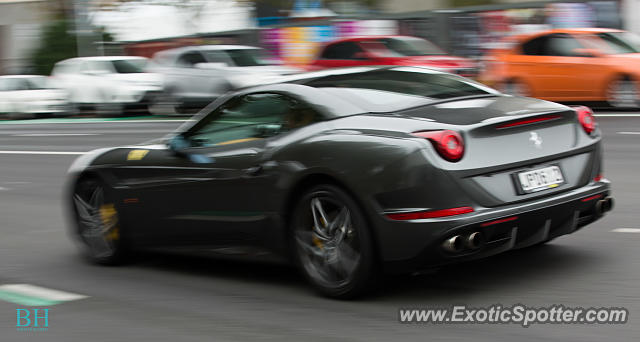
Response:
308,36,477,77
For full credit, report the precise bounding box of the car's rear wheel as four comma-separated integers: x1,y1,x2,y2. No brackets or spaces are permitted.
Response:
292,185,377,298
606,77,639,108
72,178,127,265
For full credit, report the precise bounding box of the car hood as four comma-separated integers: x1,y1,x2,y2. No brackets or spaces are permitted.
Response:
2,89,68,101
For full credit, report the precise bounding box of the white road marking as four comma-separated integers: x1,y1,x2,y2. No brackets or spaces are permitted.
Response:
0,119,191,125
12,133,99,137
617,131,640,135
612,228,640,233
0,284,88,302
595,114,640,117
0,150,86,155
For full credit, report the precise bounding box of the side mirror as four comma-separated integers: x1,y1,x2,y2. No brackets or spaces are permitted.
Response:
167,134,190,153
167,134,214,163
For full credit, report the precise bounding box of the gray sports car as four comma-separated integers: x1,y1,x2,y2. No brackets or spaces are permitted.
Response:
66,66,613,298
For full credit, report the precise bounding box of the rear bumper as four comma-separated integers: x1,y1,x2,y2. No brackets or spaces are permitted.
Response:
378,180,611,274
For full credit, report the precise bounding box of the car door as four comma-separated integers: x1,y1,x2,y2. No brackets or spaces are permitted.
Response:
535,33,601,99
127,93,320,248
173,50,215,103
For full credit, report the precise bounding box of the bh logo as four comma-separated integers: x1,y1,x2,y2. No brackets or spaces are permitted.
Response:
16,309,49,331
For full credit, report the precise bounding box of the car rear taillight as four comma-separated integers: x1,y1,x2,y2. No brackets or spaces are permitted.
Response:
572,105,596,135
386,206,474,220
412,130,465,162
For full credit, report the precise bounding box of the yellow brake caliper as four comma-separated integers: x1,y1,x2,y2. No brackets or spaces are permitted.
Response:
99,204,119,241
312,216,327,249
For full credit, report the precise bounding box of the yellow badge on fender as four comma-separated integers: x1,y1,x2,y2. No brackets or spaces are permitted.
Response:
127,149,149,161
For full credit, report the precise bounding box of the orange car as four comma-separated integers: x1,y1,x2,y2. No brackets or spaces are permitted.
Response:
481,28,640,107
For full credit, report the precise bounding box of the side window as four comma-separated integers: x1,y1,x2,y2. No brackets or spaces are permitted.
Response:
521,36,548,55
522,34,586,56
320,42,366,60
0,79,6,91
186,93,319,147
543,34,586,56
205,51,233,65
177,51,207,67
88,61,114,74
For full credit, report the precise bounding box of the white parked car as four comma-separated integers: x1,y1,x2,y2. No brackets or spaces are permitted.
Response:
0,75,69,119
149,45,300,115
51,56,163,116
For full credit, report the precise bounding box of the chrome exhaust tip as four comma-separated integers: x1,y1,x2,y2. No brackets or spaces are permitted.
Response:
442,235,464,253
465,232,484,250
595,200,605,216
595,196,615,216
604,196,614,212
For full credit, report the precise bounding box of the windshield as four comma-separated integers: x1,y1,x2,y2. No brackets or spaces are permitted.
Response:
223,49,274,67
25,77,49,90
363,37,446,57
111,59,147,73
595,32,640,54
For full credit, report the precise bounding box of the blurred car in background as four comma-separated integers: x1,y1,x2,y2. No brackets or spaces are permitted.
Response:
0,75,69,119
149,45,300,115
481,28,640,108
51,56,163,116
308,36,477,77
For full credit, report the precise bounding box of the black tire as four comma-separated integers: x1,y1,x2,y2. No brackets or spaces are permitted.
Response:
71,177,128,265
291,184,378,299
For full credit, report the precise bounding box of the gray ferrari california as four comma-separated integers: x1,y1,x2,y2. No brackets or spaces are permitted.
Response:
66,66,613,298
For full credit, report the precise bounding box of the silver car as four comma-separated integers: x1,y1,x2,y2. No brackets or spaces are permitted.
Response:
149,45,299,115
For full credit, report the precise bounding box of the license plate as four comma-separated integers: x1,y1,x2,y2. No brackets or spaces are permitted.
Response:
516,165,564,193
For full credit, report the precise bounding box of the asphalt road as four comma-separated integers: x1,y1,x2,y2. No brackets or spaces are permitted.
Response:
0,113,639,341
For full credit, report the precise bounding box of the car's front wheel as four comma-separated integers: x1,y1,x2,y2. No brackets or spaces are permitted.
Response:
292,185,377,299
72,177,128,265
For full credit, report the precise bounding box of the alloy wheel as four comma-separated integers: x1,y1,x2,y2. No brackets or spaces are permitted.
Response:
294,188,367,293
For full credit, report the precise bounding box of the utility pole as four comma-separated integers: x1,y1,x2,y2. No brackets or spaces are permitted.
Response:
73,0,95,57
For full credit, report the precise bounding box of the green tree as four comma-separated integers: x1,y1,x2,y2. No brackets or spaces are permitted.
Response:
29,19,77,75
